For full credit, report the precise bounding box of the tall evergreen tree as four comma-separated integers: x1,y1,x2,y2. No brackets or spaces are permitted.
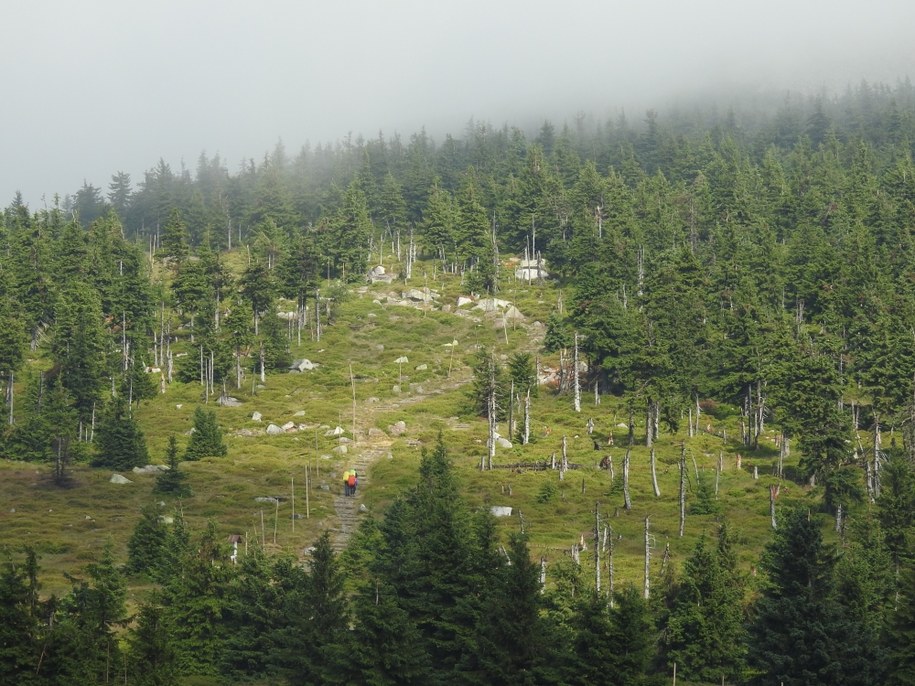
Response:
184,407,227,460
92,394,148,471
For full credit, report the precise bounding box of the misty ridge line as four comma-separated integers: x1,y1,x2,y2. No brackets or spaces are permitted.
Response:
17,77,914,216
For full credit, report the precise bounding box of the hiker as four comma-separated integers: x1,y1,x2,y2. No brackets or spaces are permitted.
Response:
348,470,357,496
343,470,352,496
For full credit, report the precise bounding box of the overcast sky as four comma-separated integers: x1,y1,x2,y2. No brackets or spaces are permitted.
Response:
3,0,914,207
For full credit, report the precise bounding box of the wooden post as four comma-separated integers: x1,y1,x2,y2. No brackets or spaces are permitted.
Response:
291,477,295,532
305,464,310,519
273,498,279,544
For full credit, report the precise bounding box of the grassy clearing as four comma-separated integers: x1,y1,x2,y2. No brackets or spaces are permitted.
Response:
0,257,831,601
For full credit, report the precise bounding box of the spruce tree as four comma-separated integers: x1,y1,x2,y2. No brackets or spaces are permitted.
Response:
184,407,227,460
93,394,148,471
748,508,850,686
126,505,168,576
126,602,178,686
155,435,191,496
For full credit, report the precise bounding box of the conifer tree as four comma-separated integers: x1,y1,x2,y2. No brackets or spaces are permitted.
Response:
155,435,191,496
126,505,168,577
126,603,178,686
93,394,148,470
184,407,227,460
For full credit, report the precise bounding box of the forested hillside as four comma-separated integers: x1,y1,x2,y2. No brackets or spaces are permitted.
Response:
2,82,915,685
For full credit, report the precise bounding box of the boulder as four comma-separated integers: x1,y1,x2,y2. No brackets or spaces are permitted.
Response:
282,421,296,432
456,296,474,307
388,420,407,436
254,496,278,504
415,364,428,371
404,288,430,302
109,474,132,484
490,506,513,517
473,297,511,312
496,437,513,449
289,359,319,372
218,395,242,407
266,423,284,436
132,465,167,475
515,266,551,280
332,445,348,455
394,356,409,364
503,305,525,321
252,411,263,422
325,426,345,437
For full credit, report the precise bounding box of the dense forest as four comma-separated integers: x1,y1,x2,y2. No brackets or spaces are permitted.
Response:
2,80,915,684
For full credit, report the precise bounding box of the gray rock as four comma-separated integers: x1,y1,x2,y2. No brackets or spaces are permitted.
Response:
389,420,407,436
281,421,296,432
456,296,474,307
325,426,345,437
415,364,428,371
490,506,513,517
109,474,132,484
332,445,348,455
254,496,278,504
132,464,167,474
359,504,369,512
289,359,319,372
266,423,284,435
496,437,513,449
218,395,242,407
252,411,263,422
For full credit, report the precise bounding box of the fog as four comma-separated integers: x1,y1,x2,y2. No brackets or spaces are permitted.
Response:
3,0,914,207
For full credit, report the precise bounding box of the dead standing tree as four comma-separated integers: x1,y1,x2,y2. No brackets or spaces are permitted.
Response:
678,443,687,537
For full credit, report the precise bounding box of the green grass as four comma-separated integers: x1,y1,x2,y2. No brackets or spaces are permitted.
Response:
0,256,838,602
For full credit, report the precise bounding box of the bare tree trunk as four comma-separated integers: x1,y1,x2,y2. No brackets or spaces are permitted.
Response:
623,420,633,510
873,417,882,499
594,506,601,594
487,369,497,471
643,516,651,600
560,436,567,481
7,371,13,425
650,447,661,497
606,525,615,606
315,288,321,342
350,363,357,440
539,556,546,594
778,431,787,479
646,400,654,448
573,332,581,413
259,342,265,384
508,381,515,441
522,388,531,445
769,484,779,529
678,443,687,537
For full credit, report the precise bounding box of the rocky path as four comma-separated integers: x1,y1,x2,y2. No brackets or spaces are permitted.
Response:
328,370,473,553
